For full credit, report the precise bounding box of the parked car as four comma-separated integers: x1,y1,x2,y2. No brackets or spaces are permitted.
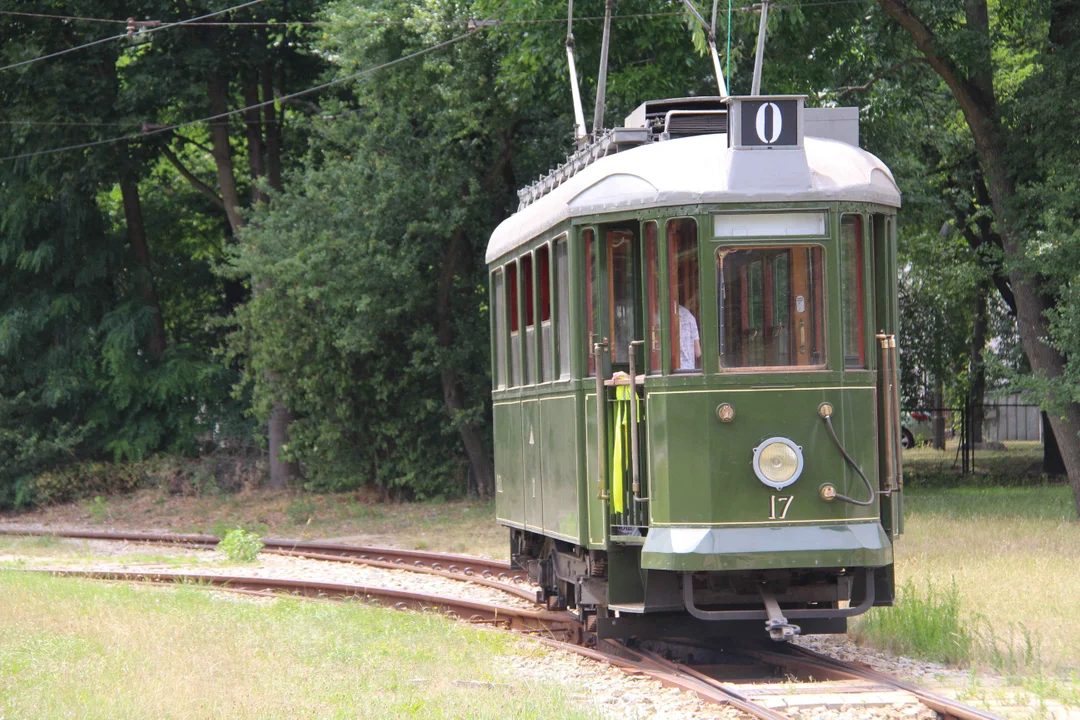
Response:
900,411,933,449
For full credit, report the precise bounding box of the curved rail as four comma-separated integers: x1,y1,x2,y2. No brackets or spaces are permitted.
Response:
33,568,579,641
0,527,535,601
2,528,1004,719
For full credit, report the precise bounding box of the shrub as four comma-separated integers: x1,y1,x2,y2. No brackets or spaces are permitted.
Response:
30,462,148,506
217,528,264,563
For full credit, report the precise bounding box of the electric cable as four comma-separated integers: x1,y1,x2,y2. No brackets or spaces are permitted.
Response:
823,415,876,506
0,0,268,73
0,27,485,163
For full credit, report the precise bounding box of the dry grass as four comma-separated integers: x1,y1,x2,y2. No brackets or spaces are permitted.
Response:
0,571,598,720
863,486,1080,675
2,489,510,560
903,439,1046,479
7,481,1078,677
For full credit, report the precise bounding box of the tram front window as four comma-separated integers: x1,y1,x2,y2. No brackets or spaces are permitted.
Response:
717,246,825,369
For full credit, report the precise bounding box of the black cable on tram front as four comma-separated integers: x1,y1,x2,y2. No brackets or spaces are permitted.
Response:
822,414,876,506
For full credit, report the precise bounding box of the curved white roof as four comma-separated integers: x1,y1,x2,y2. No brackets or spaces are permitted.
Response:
486,133,901,264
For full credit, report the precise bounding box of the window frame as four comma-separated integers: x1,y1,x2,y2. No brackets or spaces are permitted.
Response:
667,216,702,375
505,258,521,387
535,242,554,383
839,213,867,370
491,268,506,390
583,227,597,377
715,242,829,373
643,220,662,375
553,234,571,381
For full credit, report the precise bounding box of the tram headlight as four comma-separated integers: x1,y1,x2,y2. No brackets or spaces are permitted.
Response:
752,437,804,489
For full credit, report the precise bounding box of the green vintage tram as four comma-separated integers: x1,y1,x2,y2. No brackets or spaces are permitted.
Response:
486,96,904,641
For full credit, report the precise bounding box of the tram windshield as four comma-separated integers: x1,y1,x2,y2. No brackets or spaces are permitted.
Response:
717,246,825,369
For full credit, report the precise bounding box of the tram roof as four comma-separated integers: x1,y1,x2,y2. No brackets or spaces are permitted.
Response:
485,133,901,264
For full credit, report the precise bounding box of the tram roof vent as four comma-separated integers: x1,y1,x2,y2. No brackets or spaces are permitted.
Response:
623,96,729,140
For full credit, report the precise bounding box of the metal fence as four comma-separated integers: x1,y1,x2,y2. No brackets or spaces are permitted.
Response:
901,400,1051,477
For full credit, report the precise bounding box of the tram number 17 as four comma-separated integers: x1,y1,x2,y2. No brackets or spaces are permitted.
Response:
768,495,794,520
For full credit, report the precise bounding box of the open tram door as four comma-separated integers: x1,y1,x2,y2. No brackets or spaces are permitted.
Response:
585,222,650,545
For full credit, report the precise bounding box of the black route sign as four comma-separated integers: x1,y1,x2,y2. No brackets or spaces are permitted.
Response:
739,99,799,147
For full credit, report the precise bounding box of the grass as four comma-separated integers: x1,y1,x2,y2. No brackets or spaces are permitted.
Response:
853,484,1080,714
857,579,974,666
903,439,1048,482
0,571,600,720
5,488,510,560
6,474,1079,709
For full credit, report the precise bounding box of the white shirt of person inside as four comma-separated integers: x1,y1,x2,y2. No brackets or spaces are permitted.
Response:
678,305,701,371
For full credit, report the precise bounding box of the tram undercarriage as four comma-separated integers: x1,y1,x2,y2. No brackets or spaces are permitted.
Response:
511,529,895,641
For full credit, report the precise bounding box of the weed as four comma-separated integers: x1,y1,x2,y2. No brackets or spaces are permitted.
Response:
86,496,109,523
217,528,263,563
855,579,974,665
286,496,318,525
210,520,269,539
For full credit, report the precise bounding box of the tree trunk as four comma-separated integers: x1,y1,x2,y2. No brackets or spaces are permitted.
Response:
261,63,283,192
118,162,166,360
243,68,268,205
969,281,988,443
877,0,1080,515
267,403,299,489
206,71,246,234
206,68,297,489
1043,413,1067,476
931,376,946,450
436,229,496,497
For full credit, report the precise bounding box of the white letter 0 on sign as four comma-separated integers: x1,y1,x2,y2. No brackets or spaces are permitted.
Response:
755,102,782,144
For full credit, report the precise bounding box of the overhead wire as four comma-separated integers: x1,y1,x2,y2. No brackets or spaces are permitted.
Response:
0,26,485,163
0,0,877,143
0,0,268,73
0,0,872,30
0,10,127,24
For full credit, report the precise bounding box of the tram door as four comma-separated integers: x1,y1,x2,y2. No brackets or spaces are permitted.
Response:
592,223,649,534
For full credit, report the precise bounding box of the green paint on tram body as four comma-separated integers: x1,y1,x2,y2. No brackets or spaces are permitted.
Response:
489,199,902,595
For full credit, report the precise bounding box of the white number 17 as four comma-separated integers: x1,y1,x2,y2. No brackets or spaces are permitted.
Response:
769,496,794,520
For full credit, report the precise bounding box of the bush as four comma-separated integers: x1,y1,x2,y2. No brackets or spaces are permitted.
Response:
29,462,149,506
217,528,264,563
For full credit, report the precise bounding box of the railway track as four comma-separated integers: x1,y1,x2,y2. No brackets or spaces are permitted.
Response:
0,527,536,601
0,527,1002,720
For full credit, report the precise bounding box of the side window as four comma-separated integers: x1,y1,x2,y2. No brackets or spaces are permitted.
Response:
668,218,701,373
556,238,571,380
584,228,596,376
507,260,520,387
522,253,535,385
537,245,553,382
608,229,637,365
644,221,661,374
840,214,866,369
492,270,506,389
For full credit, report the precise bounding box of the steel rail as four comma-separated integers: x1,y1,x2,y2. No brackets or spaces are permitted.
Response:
0,527,534,599
743,643,1004,720
533,637,789,720
32,569,580,641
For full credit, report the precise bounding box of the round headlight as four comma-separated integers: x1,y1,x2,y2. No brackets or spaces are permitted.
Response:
752,437,804,489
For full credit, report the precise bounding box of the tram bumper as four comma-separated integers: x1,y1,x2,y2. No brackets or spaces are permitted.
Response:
640,521,891,572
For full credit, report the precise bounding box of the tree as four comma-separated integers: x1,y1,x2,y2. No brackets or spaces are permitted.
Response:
872,0,1080,511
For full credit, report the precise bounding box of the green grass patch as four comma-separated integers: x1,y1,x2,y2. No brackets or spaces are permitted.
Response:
856,580,974,666
863,484,1080,707
905,485,1077,521
0,571,600,719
